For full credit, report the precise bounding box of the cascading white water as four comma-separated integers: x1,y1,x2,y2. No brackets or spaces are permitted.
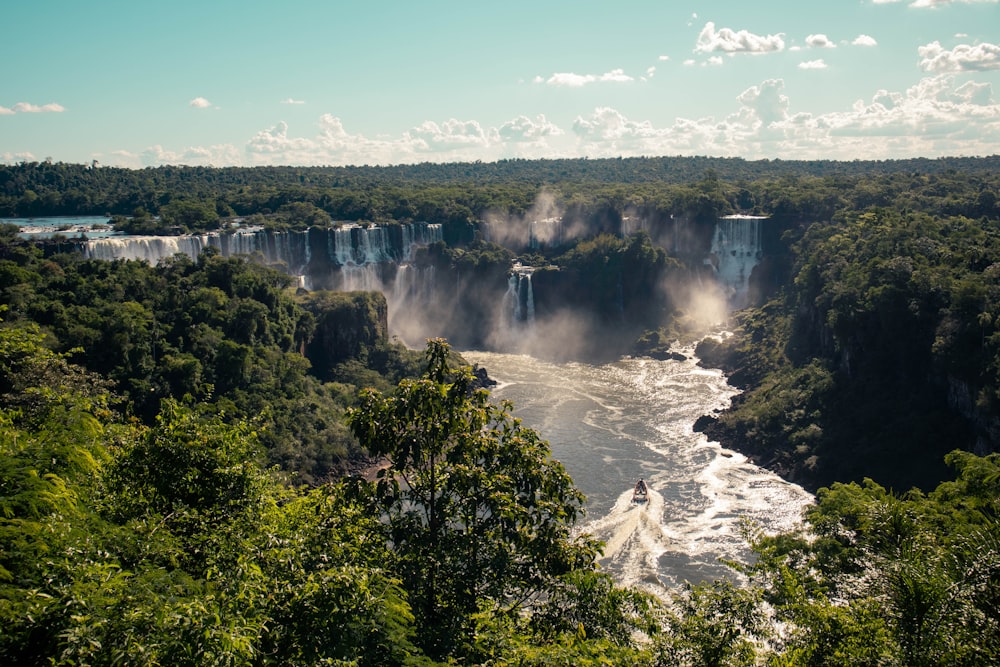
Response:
463,345,812,597
505,265,536,325
79,222,443,279
507,273,522,322
709,215,765,308
83,235,212,263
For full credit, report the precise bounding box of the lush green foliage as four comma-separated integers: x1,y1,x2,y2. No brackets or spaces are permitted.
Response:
701,208,1000,491
743,452,1000,666
349,340,602,658
5,156,1000,663
0,239,424,483
0,327,668,665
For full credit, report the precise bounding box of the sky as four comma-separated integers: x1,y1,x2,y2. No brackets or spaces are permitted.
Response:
2,0,999,168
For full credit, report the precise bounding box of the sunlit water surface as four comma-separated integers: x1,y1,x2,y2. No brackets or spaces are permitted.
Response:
462,346,813,596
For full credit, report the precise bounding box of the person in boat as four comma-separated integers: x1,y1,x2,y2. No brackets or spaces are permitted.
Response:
634,478,647,497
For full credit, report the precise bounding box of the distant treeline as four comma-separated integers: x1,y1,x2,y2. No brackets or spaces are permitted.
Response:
3,157,1000,231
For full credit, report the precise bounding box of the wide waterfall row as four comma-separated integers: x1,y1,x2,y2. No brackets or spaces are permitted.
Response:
81,222,443,271
708,214,765,307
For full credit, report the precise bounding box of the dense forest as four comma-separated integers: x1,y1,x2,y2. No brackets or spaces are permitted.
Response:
2,156,1000,664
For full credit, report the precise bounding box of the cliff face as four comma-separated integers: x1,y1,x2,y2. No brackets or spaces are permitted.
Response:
299,291,388,380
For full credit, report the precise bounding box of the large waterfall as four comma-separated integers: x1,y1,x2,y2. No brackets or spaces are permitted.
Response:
72,215,769,353
82,222,443,278
708,215,765,308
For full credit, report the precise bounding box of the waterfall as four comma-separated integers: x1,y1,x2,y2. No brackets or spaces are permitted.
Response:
524,273,535,322
79,223,443,277
507,273,522,322
505,264,536,325
333,227,355,265
708,215,765,308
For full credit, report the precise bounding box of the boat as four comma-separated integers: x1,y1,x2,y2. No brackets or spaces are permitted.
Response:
632,479,648,504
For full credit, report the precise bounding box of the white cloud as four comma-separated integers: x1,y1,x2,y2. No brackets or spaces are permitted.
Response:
281,98,305,105
572,107,660,142
0,151,37,164
646,66,656,77
189,97,212,109
919,41,1000,72
683,59,696,66
695,22,784,54
853,34,878,47
806,34,836,48
498,114,563,142
0,106,14,115
9,102,65,113
139,143,241,167
112,73,1000,167
737,79,791,126
658,55,670,61
707,56,724,67
537,69,634,87
408,118,492,149
799,59,829,69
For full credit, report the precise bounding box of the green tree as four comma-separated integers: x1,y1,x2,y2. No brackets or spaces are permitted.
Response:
348,339,600,660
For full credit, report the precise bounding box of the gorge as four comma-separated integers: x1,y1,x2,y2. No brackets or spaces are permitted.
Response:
72,213,768,359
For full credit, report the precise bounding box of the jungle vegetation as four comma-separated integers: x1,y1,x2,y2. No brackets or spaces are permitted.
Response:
2,155,1000,664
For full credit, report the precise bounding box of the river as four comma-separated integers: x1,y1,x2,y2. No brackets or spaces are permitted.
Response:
462,344,813,596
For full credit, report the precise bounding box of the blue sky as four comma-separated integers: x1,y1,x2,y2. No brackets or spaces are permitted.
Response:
2,0,998,167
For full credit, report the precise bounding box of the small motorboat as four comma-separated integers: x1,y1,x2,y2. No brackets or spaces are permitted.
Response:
632,478,648,504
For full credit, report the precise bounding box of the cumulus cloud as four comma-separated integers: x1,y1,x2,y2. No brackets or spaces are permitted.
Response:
737,79,791,126
281,98,305,105
239,113,574,167
139,142,242,167
695,22,785,54
572,107,660,142
918,41,1000,72
111,72,1000,168
853,34,878,46
498,114,563,142
806,34,836,48
536,69,634,87
8,102,65,113
189,97,212,108
658,55,670,61
799,59,829,69
407,119,492,149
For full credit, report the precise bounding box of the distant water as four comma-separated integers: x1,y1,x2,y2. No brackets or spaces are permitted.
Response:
4,216,117,239
462,346,813,596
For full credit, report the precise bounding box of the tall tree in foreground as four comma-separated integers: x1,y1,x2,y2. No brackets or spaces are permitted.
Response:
349,339,601,659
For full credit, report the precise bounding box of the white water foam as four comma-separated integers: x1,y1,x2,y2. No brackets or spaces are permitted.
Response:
462,348,813,598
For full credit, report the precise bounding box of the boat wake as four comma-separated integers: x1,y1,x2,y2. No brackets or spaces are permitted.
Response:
585,487,676,592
